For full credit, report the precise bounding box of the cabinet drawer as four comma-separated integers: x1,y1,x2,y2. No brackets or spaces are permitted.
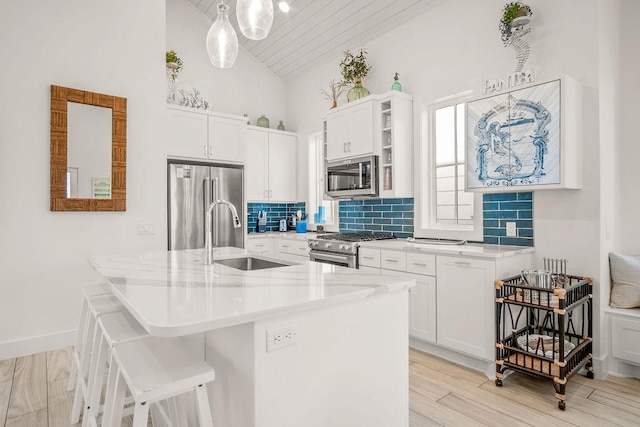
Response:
293,240,310,257
277,240,295,255
380,250,407,272
406,253,436,276
612,316,640,364
246,238,271,253
359,248,381,268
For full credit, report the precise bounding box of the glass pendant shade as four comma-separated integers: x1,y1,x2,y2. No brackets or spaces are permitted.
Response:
236,0,274,40
206,3,239,68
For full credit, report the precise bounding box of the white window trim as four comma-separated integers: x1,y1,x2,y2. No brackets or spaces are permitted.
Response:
307,132,339,232
414,91,484,241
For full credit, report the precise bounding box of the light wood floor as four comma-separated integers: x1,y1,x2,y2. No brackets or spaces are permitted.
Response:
1,347,639,426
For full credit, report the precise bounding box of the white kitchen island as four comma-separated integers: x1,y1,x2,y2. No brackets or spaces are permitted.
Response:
90,247,414,427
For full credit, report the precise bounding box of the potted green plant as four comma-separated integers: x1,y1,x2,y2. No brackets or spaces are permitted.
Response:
339,48,372,102
166,50,183,81
320,79,347,109
499,2,532,45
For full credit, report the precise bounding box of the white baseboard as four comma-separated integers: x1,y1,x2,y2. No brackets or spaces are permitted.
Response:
0,329,76,360
409,338,494,379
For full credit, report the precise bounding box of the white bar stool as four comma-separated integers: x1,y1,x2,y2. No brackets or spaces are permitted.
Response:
68,283,114,391
102,337,216,427
70,294,125,424
81,309,150,427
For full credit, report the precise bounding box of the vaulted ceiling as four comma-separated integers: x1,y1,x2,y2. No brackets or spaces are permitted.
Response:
188,0,440,82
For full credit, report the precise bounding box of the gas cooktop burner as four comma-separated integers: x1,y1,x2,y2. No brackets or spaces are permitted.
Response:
316,233,396,243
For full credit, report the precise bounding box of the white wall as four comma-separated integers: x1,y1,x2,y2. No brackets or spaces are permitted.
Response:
620,0,640,254
286,0,604,358
166,0,288,127
0,1,167,358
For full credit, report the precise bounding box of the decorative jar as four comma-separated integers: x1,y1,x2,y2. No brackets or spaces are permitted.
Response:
257,115,270,128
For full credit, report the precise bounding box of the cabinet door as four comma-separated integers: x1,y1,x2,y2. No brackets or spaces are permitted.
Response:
345,101,374,157
268,133,297,202
246,237,273,254
326,110,349,161
407,273,437,344
208,116,244,163
166,108,208,159
246,129,269,201
436,256,495,360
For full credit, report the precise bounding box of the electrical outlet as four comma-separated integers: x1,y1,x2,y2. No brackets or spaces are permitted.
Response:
137,223,155,235
506,222,516,237
266,325,298,352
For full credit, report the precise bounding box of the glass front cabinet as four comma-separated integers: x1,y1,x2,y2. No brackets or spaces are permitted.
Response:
465,77,582,192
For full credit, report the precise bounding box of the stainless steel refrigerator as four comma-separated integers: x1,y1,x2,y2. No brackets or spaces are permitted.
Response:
168,161,244,250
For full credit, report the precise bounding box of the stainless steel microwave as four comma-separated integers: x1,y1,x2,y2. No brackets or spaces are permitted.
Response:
325,155,378,198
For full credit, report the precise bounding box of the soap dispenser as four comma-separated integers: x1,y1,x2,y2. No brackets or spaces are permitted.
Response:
391,73,402,92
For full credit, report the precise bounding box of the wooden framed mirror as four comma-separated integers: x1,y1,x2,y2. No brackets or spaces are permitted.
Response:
50,85,127,211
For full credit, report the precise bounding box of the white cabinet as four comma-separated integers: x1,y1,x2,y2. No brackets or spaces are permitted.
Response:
275,237,309,263
326,100,374,161
436,256,495,360
246,128,297,202
407,273,437,344
166,106,246,163
611,315,640,365
246,237,273,254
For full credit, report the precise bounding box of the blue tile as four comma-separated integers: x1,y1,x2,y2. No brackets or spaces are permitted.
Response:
347,212,363,218
402,212,414,218
382,198,403,204
341,217,355,224
483,220,499,228
483,202,499,211
483,193,518,202
515,220,533,229
517,192,533,200
375,218,392,225
356,218,373,224
392,218,413,225
484,236,499,244
396,232,413,239
499,237,534,247
484,227,506,237
402,225,414,233
372,205,393,211
363,211,383,218
499,201,532,211
484,210,517,219
348,224,364,230
518,228,534,238
363,199,380,206
341,206,355,212
382,225,404,232
518,210,533,219
382,212,403,218
392,204,413,212
402,198,415,204
368,225,382,231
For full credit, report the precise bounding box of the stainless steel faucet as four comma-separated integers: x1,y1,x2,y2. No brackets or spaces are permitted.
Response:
205,199,242,265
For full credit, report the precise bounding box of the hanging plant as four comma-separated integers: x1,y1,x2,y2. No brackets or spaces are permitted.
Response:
166,50,183,80
339,48,372,85
499,2,532,45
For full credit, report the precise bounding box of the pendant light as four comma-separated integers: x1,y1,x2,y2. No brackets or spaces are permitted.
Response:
206,1,239,69
236,0,274,41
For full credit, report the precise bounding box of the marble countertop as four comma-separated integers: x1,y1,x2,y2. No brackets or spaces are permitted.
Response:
247,231,313,240
358,239,534,258
89,248,413,337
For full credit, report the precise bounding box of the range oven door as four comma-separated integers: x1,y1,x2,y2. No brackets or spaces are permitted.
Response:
309,251,357,268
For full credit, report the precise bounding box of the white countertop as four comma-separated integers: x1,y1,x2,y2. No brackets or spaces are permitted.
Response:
358,239,534,258
89,247,413,337
247,231,313,241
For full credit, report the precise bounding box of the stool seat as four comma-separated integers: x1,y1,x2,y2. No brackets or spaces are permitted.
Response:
99,310,149,345
113,337,215,403
81,282,112,299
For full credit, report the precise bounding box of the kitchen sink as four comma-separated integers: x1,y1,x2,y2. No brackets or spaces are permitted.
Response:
213,257,289,271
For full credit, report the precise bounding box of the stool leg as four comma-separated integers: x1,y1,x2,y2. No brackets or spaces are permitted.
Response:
71,315,100,424
132,402,150,427
195,384,214,427
83,333,109,427
102,354,126,427
69,299,90,391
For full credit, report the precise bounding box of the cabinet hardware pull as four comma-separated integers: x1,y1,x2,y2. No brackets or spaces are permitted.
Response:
348,142,351,152
454,261,471,266
362,256,374,260
385,259,399,263
412,263,427,267
204,145,208,156
343,142,347,152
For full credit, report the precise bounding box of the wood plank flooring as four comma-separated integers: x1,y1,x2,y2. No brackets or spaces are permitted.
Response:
1,346,639,426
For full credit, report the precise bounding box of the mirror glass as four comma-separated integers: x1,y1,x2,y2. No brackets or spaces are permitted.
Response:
66,103,112,199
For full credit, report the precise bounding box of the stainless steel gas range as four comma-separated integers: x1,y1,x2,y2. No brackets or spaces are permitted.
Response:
308,233,395,268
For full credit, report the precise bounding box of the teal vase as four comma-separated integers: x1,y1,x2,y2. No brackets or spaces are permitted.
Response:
392,72,402,92
347,79,370,102
277,120,285,131
257,115,269,128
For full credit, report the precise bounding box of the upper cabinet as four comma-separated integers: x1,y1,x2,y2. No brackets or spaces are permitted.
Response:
246,127,298,203
326,99,374,161
166,105,246,163
465,76,582,192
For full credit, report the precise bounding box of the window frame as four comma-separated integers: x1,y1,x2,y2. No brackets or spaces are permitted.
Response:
307,132,339,231
414,91,484,241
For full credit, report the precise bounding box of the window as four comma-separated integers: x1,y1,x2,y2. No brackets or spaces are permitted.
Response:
308,132,338,229
415,92,483,241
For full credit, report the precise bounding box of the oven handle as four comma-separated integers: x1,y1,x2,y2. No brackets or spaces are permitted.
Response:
310,252,354,263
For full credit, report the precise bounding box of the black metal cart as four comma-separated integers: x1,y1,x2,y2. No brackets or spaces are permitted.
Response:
494,274,594,410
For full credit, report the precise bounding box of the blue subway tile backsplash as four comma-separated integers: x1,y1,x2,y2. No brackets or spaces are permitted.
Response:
336,193,534,247
248,202,306,233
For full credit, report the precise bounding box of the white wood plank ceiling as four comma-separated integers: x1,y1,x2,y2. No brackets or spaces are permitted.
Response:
188,0,439,82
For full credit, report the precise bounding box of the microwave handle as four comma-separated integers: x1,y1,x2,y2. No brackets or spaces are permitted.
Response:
358,162,363,188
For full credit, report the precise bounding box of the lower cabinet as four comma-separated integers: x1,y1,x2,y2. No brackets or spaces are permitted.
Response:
246,237,273,254
436,256,495,360
407,273,436,344
611,315,640,364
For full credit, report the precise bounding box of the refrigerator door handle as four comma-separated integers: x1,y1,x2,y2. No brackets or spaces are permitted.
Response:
203,178,211,245
212,177,219,246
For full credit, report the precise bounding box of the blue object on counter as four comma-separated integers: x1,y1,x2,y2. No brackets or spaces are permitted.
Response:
318,205,325,223
296,219,307,233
